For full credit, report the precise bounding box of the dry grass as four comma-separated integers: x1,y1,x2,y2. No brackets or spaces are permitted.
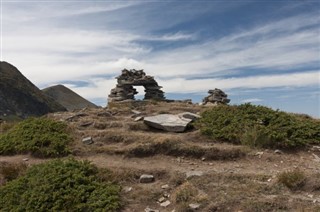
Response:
0,161,28,184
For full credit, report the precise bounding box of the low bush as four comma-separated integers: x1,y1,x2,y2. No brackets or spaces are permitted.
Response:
0,117,72,157
277,169,306,190
0,158,121,211
197,104,320,148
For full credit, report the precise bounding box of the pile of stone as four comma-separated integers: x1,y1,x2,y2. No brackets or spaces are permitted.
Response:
202,88,230,105
108,69,165,102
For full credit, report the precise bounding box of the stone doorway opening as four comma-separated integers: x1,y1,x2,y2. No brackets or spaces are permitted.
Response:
108,69,166,102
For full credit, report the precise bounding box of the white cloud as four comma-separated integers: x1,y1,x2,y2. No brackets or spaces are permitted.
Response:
1,2,319,109
241,98,263,103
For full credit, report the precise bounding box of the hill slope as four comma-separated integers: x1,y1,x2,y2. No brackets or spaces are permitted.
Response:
42,84,98,111
0,61,66,119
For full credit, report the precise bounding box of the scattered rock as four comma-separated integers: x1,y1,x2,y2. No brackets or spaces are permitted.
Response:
139,174,155,183
189,203,201,210
186,171,204,179
134,116,144,122
82,137,93,145
161,184,169,189
132,110,142,115
160,200,171,207
274,149,283,154
255,152,264,158
202,88,230,105
145,207,159,212
123,186,132,193
144,114,191,132
158,197,166,203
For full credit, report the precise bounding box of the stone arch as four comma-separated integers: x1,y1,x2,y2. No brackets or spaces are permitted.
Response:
108,69,166,102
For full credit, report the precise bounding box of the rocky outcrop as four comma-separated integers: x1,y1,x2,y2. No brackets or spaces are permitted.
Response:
202,88,230,105
108,69,165,102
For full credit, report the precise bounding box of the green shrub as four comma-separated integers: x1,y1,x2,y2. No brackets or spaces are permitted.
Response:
277,169,306,190
197,104,320,148
0,117,72,157
0,158,121,211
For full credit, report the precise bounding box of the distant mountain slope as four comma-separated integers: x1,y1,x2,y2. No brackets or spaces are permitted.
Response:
42,84,98,111
0,61,66,119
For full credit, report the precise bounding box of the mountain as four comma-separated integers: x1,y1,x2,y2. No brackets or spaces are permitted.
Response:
0,61,66,119
42,84,98,111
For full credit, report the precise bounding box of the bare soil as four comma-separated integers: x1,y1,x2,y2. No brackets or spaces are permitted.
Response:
1,102,320,211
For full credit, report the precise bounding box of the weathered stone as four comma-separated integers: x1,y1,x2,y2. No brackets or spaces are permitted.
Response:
203,88,230,105
158,197,166,203
274,149,283,154
189,203,201,210
144,114,191,132
139,174,155,183
134,116,144,122
161,184,169,189
145,207,159,212
82,137,93,145
160,200,171,207
108,69,166,102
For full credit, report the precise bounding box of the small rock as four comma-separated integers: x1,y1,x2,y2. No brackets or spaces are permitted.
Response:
161,184,169,189
163,192,170,198
132,110,141,115
158,197,166,203
145,207,159,212
22,158,29,161
201,157,206,161
209,163,213,166
189,203,201,210
274,149,283,154
123,186,132,193
160,200,171,207
134,116,144,122
82,137,93,145
139,174,155,183
186,171,203,179
255,152,264,158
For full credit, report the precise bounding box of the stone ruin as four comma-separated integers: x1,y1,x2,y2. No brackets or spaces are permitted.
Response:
202,88,230,105
108,69,166,102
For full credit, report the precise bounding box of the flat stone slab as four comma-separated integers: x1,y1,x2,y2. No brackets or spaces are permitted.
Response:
144,114,191,132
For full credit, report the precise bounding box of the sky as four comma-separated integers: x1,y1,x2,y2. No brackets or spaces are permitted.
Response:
1,0,319,117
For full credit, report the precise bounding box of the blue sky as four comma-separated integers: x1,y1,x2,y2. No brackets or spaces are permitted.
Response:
1,0,319,117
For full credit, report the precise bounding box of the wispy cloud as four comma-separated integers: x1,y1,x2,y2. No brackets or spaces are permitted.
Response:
241,98,263,103
1,1,319,116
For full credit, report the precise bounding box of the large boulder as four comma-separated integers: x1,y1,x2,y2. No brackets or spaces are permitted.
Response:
144,114,192,132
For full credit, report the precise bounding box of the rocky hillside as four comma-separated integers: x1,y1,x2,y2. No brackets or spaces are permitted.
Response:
42,84,98,111
0,62,66,120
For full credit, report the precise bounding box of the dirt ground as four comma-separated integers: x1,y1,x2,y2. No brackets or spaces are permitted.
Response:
1,102,320,211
